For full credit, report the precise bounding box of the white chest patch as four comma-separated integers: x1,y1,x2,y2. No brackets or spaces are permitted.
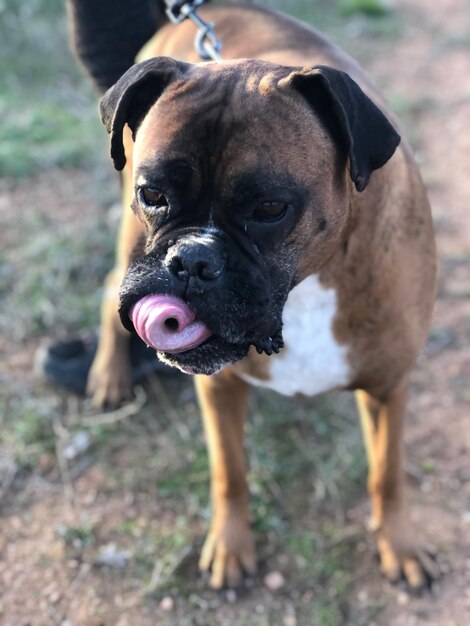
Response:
240,275,351,397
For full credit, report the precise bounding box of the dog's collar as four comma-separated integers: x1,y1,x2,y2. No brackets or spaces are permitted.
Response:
164,0,223,61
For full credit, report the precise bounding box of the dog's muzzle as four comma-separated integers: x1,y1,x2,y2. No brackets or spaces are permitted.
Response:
130,233,226,353
119,228,285,375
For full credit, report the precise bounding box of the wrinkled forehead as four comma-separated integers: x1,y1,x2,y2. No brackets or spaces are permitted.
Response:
133,62,330,182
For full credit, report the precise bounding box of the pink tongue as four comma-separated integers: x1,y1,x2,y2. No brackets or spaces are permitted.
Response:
130,294,212,354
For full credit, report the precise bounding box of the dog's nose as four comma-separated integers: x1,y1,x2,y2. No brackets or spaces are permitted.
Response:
166,239,225,282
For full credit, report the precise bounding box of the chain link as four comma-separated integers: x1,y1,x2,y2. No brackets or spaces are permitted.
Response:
165,0,222,61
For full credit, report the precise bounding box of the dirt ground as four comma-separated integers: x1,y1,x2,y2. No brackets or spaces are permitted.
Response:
0,0,469,625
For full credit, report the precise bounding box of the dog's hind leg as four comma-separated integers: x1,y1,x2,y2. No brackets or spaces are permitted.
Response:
356,379,439,592
195,371,256,589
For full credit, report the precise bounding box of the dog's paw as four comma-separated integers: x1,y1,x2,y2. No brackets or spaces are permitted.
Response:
199,513,256,589
87,352,133,408
376,524,440,593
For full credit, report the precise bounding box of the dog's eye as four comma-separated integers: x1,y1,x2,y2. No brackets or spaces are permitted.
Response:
252,201,289,222
140,187,167,209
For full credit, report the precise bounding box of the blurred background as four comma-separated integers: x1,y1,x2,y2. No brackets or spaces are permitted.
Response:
0,1,469,624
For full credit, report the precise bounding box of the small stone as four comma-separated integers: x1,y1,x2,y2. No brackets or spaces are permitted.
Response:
225,589,237,604
397,591,409,606
63,431,92,460
43,581,55,595
95,543,130,568
357,589,369,604
49,591,61,604
159,596,174,612
283,616,297,626
264,571,285,591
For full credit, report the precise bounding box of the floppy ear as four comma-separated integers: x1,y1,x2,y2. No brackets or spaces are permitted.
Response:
281,65,400,191
99,57,189,170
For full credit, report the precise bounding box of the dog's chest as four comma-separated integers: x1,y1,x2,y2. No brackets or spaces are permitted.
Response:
240,275,351,396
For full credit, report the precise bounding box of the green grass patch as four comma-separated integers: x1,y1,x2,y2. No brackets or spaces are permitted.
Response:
339,0,391,17
0,390,56,469
0,98,104,178
421,458,436,474
157,449,210,509
258,0,338,29
1,210,114,339
0,0,105,178
387,93,437,148
57,523,96,550
133,517,193,597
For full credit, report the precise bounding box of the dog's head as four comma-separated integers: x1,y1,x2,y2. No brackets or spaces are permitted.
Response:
100,57,400,375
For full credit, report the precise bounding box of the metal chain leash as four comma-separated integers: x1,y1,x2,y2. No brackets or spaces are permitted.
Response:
164,0,222,61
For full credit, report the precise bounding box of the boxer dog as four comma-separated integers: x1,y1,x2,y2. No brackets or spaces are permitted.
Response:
92,4,437,590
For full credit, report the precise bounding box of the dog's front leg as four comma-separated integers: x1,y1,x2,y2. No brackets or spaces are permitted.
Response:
195,371,256,589
88,129,145,407
356,379,439,591
87,263,132,408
